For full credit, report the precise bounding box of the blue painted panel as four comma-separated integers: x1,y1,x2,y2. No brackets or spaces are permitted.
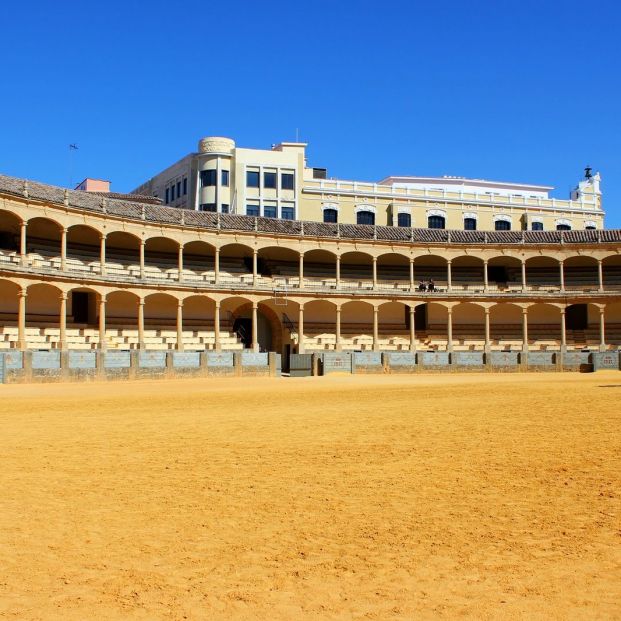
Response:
5,351,23,369
527,351,556,366
563,351,591,366
593,351,620,370
138,351,167,368
173,352,201,368
104,351,131,368
323,352,352,373
421,352,449,366
68,351,97,369
387,352,417,366
489,351,520,366
0,354,4,383
32,351,61,369
206,351,234,367
241,352,268,366
452,352,484,366
354,352,382,366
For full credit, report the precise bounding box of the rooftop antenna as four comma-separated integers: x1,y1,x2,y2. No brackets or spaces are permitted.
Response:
69,143,79,188
295,128,299,142
584,165,592,179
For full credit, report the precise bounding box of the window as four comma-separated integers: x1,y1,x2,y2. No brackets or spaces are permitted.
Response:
357,211,375,225
585,225,596,230
264,205,277,218
464,217,477,231
532,221,544,231
323,208,338,223
165,188,169,204
264,172,277,189
495,220,511,231
200,170,217,187
556,224,571,231
199,203,217,212
246,204,259,216
176,181,181,197
281,206,295,220
246,171,260,187
397,213,411,227
183,178,187,195
171,185,175,201
428,215,445,229
281,173,295,190
221,204,229,214
221,170,229,187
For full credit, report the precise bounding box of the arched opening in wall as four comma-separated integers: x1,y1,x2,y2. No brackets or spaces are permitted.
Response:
0,281,20,343
566,303,604,349
525,256,561,291
67,286,99,326
378,302,409,350
303,300,337,351
564,256,599,291
452,303,485,350
26,217,62,265
304,249,337,285
106,232,140,277
340,301,373,351
26,283,62,348
356,210,375,226
426,303,448,351
144,237,179,281
604,301,621,347
219,244,254,283
0,210,22,253
489,303,523,351
181,295,216,349
376,253,409,285
106,291,140,349
487,256,522,290
183,241,215,281
340,252,373,285
257,246,300,282
602,255,621,290
144,293,179,349
414,255,448,289
428,215,445,229
527,303,561,350
258,297,300,362
220,296,282,352
66,225,101,273
452,256,484,291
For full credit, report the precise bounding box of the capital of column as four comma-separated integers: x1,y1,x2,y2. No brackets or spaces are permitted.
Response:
484,307,490,315
177,300,184,308
560,308,566,316
447,259,452,265
599,306,605,315
214,301,221,309
100,233,107,241
138,299,145,307
140,239,146,247
19,289,28,298
522,307,528,315
59,292,68,301
100,295,107,304
252,301,258,309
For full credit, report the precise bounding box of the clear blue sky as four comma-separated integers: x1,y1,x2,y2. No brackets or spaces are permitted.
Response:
1,0,619,226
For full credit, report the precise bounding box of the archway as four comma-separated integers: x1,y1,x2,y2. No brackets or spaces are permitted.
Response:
525,256,561,291
489,303,523,350
527,303,561,350
106,232,141,278
452,302,485,350
221,297,282,352
340,301,373,351
452,256,484,291
302,300,338,351
0,210,22,254
564,256,599,291
0,280,20,347
66,225,101,273
144,237,179,281
378,301,409,350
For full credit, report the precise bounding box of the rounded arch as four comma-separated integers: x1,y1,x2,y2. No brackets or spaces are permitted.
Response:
525,256,562,290
604,302,621,347
340,251,373,282
340,300,374,350
25,282,63,327
66,224,101,271
105,231,141,277
564,255,599,290
183,241,216,280
0,278,20,323
451,255,485,290
26,217,62,258
488,303,524,350
0,209,23,253
219,243,254,280
527,303,562,348
257,245,300,280
376,253,410,284
105,290,140,331
414,254,448,287
303,249,338,283
602,254,621,289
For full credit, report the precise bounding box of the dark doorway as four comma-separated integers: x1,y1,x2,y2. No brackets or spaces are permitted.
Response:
72,291,90,323
566,304,588,330
415,304,428,330
284,344,291,372
233,317,252,348
488,266,508,283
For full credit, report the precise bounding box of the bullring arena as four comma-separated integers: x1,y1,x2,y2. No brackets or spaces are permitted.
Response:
0,172,620,619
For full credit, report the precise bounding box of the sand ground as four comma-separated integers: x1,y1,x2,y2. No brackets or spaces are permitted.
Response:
0,372,620,621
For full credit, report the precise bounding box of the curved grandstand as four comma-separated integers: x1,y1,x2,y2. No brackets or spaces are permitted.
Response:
1,173,620,361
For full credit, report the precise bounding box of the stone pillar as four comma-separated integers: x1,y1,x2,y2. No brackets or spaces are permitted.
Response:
483,260,489,292
599,307,606,352
99,296,107,351
251,302,259,352
409,258,415,291
139,240,146,279
372,257,378,290
252,249,258,285
214,302,221,351
298,304,305,354
373,307,379,351
336,255,341,289
446,307,453,352
60,227,68,271
598,259,604,292
20,222,27,266
559,260,565,292
521,260,527,292
178,245,184,282
99,234,107,276
447,260,452,291
138,299,145,349
560,307,567,351
522,307,529,352
18,290,27,350
409,306,416,352
299,253,304,289
176,300,184,351
335,306,342,352
214,248,220,284
484,307,491,352
59,292,67,350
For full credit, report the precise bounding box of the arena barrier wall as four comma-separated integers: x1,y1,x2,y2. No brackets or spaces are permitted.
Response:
592,351,621,371
0,350,281,384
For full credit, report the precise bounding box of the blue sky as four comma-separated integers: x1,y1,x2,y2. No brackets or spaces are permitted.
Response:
1,0,619,225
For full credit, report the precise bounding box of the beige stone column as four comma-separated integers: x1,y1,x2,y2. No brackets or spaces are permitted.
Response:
214,248,220,284
298,304,305,354
335,306,342,351
521,260,527,292
483,260,489,292
99,234,107,276
447,307,453,352
372,257,378,290
252,250,258,286
178,245,184,282
138,299,145,349
336,255,341,289
18,290,27,350
251,302,259,352
373,307,379,351
598,259,604,292
139,240,146,279
299,253,304,289
99,296,107,350
447,260,452,291
522,307,529,352
176,300,184,351
20,222,27,266
484,307,491,352
59,292,67,350
599,307,606,352
559,260,565,292
60,227,68,271
409,258,415,291
214,302,221,351
560,307,567,350
409,306,416,352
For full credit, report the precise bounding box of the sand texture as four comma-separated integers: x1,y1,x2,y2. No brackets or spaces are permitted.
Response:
0,372,620,620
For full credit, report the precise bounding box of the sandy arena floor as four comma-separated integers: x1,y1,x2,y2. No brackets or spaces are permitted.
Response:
0,372,620,620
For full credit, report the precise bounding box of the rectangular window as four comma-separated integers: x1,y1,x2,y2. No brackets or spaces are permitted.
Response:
264,172,277,189
246,171,260,188
221,204,229,214
183,178,187,195
176,181,181,198
171,185,175,201
281,207,295,220
246,204,260,216
165,188,169,204
264,205,277,218
221,170,230,186
200,170,217,187
199,203,217,212
281,173,295,190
